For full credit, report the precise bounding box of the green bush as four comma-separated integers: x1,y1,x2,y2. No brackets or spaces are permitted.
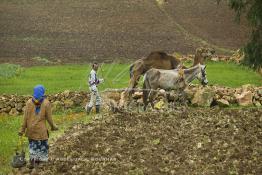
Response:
0,64,23,78
242,29,262,70
219,0,262,70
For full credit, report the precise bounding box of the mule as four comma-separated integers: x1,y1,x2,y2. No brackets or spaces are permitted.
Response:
142,64,208,110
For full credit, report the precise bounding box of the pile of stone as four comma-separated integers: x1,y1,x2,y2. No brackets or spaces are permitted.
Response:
126,84,262,109
0,85,262,116
0,94,29,116
0,90,90,116
209,49,244,63
177,49,245,64
188,84,262,107
210,50,245,64
48,90,89,111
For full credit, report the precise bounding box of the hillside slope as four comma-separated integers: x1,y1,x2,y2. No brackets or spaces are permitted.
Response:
0,0,249,65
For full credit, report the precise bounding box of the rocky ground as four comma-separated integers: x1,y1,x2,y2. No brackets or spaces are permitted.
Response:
24,108,262,174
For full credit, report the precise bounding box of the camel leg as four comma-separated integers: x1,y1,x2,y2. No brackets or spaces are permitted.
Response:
133,75,140,90
129,62,144,95
128,77,135,93
129,74,140,95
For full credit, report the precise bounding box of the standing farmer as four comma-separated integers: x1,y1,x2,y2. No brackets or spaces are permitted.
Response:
18,85,58,169
85,62,104,114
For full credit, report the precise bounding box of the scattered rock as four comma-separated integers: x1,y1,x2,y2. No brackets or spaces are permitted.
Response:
71,96,83,106
254,94,260,100
167,90,177,102
52,101,64,112
136,98,143,105
184,87,195,101
154,99,166,110
5,106,11,113
216,99,229,107
119,91,129,108
9,108,19,116
254,101,261,107
22,106,26,112
257,89,262,96
0,100,4,109
36,108,262,174
62,90,70,98
64,99,74,108
222,95,231,102
132,91,143,99
16,102,24,112
235,91,253,106
108,99,118,113
211,57,219,62
158,89,166,96
0,85,262,115
242,84,254,92
191,87,215,107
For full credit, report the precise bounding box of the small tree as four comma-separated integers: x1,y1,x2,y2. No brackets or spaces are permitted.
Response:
218,0,262,70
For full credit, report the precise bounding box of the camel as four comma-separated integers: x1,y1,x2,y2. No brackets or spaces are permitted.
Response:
128,47,214,93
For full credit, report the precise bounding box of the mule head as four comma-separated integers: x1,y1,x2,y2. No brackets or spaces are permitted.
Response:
196,64,208,86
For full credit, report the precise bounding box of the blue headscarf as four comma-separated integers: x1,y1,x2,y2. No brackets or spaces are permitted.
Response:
32,85,45,114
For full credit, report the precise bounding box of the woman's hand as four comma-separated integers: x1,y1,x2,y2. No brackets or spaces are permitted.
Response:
51,125,58,131
18,131,24,136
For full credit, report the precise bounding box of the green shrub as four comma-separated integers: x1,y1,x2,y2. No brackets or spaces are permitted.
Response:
0,64,23,78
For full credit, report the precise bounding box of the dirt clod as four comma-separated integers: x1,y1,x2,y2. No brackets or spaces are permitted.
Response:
36,108,262,174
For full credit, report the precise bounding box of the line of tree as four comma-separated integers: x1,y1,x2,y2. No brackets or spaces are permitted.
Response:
218,0,262,71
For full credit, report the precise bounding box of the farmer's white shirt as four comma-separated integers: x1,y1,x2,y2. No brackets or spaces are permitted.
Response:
89,69,98,92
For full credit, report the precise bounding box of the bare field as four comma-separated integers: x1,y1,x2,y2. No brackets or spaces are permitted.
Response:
0,0,249,66
36,108,262,174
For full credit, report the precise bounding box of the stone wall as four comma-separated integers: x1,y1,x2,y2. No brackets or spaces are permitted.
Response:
187,84,262,107
178,49,244,64
0,90,90,116
128,84,262,109
0,85,262,116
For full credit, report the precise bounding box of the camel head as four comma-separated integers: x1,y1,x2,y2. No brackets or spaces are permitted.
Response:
194,47,215,65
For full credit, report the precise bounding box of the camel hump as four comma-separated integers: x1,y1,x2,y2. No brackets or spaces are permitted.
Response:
147,51,168,59
156,51,168,58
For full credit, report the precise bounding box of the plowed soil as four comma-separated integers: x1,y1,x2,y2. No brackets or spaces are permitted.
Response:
0,0,249,66
37,108,261,175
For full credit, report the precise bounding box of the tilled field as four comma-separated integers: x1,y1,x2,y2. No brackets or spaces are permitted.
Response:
0,0,249,66
37,108,262,175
